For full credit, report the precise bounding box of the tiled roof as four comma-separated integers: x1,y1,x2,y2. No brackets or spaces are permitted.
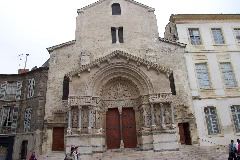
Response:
47,40,76,53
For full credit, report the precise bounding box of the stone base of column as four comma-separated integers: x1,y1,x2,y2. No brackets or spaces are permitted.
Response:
120,140,124,149
67,127,72,135
88,127,92,134
151,125,157,131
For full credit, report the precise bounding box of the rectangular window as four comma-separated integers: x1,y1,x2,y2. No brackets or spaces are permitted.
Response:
27,78,35,98
234,28,240,44
5,82,17,100
220,62,237,88
118,27,124,43
195,63,211,89
2,107,13,127
189,28,202,45
204,106,220,135
24,108,32,132
0,81,22,101
111,27,123,44
111,27,117,43
231,105,240,133
211,28,225,44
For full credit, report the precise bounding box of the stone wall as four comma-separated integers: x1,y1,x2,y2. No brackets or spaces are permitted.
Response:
0,67,48,160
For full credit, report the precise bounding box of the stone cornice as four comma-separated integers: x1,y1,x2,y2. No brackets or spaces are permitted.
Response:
77,0,155,14
159,37,186,47
170,14,240,23
66,50,172,77
46,40,76,53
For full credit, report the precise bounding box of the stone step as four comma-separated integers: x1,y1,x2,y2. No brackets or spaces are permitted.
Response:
43,145,228,160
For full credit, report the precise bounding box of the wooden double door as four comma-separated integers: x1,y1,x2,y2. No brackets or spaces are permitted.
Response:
106,108,137,149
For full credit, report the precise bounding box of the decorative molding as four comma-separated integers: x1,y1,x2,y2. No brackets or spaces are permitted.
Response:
68,96,100,106
149,93,172,103
158,37,186,47
66,50,172,78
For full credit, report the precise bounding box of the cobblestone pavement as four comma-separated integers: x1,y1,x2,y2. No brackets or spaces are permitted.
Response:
45,145,229,160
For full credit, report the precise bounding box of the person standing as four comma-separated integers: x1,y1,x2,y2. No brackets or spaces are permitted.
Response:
237,139,240,160
229,140,237,160
29,152,37,160
236,139,240,152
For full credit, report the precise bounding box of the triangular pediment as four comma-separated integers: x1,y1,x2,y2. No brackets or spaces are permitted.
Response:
66,50,172,77
77,0,155,13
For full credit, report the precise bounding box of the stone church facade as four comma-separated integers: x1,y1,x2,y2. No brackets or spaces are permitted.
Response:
43,0,197,156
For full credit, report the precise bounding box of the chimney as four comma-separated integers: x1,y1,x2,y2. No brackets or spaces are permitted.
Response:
18,69,29,74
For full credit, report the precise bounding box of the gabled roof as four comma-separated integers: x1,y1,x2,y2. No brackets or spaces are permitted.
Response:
47,40,76,53
158,37,186,47
66,50,171,77
77,0,155,14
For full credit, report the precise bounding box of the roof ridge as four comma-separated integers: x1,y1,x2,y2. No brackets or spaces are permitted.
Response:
77,0,154,13
47,40,76,53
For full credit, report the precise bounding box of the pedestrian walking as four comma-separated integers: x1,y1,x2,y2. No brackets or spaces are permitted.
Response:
229,140,237,160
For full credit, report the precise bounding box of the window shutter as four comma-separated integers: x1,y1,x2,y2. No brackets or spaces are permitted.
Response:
11,106,19,132
15,81,22,100
0,82,7,100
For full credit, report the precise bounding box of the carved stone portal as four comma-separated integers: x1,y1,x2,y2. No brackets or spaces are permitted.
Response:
101,77,140,101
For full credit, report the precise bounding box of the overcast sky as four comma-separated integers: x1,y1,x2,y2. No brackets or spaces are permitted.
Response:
0,0,240,74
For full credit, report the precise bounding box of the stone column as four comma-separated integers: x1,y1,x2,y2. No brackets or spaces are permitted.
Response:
78,106,82,132
171,103,175,124
150,103,156,127
160,103,166,129
118,107,124,148
88,106,92,134
116,27,119,43
67,107,72,135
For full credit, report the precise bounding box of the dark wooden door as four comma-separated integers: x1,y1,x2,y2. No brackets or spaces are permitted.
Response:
183,123,192,145
122,108,137,148
106,108,121,149
178,123,185,144
178,123,192,145
52,127,64,151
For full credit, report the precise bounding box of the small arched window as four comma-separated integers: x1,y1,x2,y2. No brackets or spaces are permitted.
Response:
112,3,121,15
62,76,69,100
169,73,176,95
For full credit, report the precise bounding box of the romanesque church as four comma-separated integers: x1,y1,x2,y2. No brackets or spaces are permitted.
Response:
43,0,196,155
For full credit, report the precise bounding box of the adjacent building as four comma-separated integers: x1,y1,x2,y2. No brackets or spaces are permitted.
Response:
42,0,197,157
2,1,240,159
0,67,48,160
165,14,240,146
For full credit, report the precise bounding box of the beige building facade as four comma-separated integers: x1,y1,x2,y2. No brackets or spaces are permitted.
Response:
165,14,240,146
43,0,197,157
